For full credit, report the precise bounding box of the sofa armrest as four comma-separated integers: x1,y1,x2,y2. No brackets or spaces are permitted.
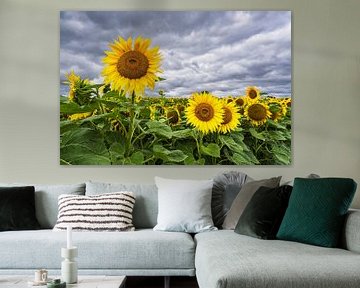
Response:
342,209,360,253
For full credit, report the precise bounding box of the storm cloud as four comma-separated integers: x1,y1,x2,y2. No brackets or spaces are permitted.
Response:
60,11,291,97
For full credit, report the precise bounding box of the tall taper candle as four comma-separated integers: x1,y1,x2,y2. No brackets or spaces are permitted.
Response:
67,225,72,249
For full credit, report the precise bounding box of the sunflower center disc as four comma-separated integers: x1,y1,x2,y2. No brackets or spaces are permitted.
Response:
249,89,257,99
195,103,214,122
167,110,179,124
222,107,232,125
117,51,149,80
236,98,244,106
271,112,279,120
248,104,267,121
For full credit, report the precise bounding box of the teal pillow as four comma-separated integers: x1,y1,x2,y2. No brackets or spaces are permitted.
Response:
277,177,357,247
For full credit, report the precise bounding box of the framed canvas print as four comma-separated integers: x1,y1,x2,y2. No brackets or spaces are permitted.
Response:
60,11,291,165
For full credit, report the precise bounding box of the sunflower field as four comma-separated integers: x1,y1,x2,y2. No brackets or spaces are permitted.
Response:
60,36,291,165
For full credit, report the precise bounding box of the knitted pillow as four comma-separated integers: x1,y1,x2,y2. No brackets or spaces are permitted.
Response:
53,192,135,231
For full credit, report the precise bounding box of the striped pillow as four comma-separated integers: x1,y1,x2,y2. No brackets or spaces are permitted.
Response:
53,192,136,231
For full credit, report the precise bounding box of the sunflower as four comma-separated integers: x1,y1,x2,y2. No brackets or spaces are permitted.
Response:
68,112,92,121
245,86,261,102
149,105,157,120
226,96,234,103
265,99,287,122
218,101,241,134
282,97,292,107
185,92,223,134
66,71,81,102
244,102,271,126
165,108,181,126
102,36,162,96
176,104,185,115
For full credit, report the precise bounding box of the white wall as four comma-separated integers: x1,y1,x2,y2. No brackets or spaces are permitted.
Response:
0,0,359,208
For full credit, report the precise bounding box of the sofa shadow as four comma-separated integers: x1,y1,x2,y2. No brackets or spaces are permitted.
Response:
126,276,198,288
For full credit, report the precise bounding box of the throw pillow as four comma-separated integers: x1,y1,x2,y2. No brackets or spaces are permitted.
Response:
0,186,41,231
277,178,357,248
86,181,158,229
153,177,217,233
53,192,136,231
234,185,293,239
212,171,251,228
222,176,281,230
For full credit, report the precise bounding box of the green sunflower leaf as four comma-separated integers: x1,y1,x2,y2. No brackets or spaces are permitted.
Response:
200,143,221,158
219,135,243,154
172,129,194,139
153,144,187,163
271,144,291,165
60,101,98,115
266,130,287,141
109,142,126,164
145,120,173,139
129,151,145,165
229,151,260,165
249,128,266,141
60,127,110,165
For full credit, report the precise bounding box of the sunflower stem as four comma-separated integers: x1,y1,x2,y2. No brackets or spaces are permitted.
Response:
197,132,204,160
125,92,137,157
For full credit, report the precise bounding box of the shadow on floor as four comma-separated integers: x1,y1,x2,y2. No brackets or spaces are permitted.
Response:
126,276,199,288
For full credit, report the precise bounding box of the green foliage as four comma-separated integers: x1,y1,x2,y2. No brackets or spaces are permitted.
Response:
60,94,291,165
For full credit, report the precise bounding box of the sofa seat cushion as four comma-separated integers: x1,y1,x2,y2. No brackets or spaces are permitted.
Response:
195,230,360,288
0,229,195,270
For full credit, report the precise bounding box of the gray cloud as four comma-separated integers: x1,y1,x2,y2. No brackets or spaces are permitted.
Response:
60,11,291,97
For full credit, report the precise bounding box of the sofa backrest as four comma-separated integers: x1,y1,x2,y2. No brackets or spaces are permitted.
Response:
0,183,86,229
86,181,158,229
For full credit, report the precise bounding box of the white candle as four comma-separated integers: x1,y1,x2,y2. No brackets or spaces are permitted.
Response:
67,225,72,249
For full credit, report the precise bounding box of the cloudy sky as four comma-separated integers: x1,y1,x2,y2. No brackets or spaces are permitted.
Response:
60,11,291,97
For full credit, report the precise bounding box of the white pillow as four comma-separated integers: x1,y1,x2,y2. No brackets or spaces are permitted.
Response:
53,192,135,232
153,177,217,233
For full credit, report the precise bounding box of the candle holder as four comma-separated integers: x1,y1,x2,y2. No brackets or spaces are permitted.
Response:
61,247,78,284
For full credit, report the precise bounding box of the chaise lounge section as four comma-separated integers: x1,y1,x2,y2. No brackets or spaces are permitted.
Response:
195,215,360,288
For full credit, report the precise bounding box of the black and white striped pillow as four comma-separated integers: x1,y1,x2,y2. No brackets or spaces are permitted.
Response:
53,192,136,231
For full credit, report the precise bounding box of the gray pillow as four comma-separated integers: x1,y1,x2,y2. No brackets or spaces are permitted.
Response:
0,183,86,228
212,171,252,228
222,177,281,230
86,181,158,229
153,177,217,233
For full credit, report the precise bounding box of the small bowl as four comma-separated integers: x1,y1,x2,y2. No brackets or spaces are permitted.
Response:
47,279,66,288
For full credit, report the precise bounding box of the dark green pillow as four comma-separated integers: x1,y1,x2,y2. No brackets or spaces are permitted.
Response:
0,186,41,231
276,178,357,247
235,185,292,239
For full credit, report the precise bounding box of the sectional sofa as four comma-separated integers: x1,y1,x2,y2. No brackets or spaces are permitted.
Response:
0,180,359,288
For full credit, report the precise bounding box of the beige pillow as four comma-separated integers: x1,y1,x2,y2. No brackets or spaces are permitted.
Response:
222,177,281,230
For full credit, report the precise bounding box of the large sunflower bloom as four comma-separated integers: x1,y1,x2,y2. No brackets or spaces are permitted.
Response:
218,101,241,134
245,86,261,102
244,102,271,126
185,92,223,134
102,36,162,96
